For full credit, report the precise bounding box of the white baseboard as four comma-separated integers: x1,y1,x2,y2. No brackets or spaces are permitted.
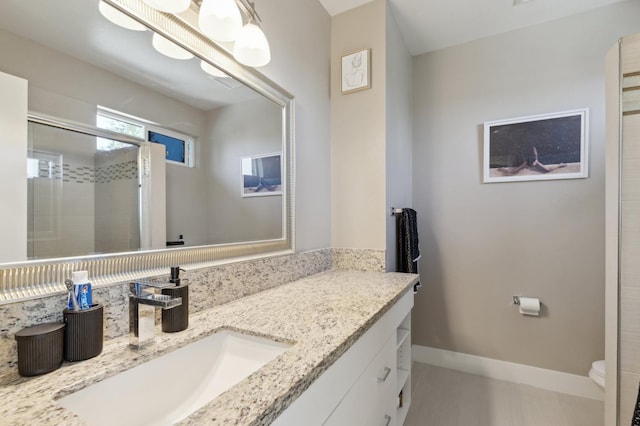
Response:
412,345,604,401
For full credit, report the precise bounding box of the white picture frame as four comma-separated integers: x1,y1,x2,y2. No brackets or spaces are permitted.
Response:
483,109,589,183
341,48,371,94
241,152,283,197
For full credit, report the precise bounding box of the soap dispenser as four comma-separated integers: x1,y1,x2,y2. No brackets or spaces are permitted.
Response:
161,266,189,333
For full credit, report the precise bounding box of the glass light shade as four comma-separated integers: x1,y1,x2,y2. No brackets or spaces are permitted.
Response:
142,0,190,13
151,33,194,60
233,23,271,67
98,1,147,31
200,60,229,78
198,0,242,42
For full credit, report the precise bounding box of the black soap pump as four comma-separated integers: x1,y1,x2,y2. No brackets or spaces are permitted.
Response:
161,266,189,333
170,266,184,286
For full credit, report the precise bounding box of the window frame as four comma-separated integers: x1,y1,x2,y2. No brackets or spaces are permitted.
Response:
96,107,195,168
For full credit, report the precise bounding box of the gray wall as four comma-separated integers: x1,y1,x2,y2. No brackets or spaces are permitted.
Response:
412,0,640,376
258,0,331,252
385,3,413,272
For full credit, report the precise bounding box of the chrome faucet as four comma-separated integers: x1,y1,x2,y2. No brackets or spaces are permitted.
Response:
129,280,182,348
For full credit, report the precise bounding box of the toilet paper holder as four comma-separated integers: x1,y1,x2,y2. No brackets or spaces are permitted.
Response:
513,296,540,305
513,296,542,316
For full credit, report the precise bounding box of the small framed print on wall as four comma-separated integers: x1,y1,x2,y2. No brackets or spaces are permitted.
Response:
341,48,371,94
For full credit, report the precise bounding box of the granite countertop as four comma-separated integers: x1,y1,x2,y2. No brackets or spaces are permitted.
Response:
0,270,418,425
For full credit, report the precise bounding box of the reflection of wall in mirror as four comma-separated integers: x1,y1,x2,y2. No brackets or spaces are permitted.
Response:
207,98,284,244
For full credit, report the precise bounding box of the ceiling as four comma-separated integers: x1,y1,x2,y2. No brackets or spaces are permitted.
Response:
318,0,627,55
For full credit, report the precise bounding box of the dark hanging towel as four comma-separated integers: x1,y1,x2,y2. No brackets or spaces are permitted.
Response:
633,382,640,426
396,208,422,293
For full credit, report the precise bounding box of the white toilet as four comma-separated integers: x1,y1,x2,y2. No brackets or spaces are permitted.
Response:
589,360,605,389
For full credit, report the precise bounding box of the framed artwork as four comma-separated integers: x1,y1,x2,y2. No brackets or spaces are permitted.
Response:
483,109,589,183
241,153,282,197
341,48,371,94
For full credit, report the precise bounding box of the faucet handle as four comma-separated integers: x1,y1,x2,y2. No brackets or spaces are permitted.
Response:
130,292,182,309
129,279,175,296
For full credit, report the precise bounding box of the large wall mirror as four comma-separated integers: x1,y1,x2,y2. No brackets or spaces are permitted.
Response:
0,0,294,302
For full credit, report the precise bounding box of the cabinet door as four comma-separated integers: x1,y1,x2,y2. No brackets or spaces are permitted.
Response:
323,333,396,426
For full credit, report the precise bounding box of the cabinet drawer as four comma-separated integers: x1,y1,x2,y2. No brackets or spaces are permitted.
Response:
323,333,396,426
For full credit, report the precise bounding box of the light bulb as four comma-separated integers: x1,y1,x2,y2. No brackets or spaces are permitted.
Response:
98,1,147,31
142,0,190,13
198,0,242,42
200,60,229,78
233,22,271,67
152,33,194,60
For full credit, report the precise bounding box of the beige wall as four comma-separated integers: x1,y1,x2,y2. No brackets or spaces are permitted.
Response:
328,0,412,270
384,3,413,272
412,0,640,376
331,0,387,250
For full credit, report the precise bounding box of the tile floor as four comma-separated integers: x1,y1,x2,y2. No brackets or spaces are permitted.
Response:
404,363,604,426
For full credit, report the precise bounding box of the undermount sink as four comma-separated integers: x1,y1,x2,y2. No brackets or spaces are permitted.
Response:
58,330,291,426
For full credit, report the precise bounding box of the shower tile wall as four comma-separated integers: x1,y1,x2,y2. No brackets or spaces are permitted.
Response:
618,34,640,426
95,148,139,253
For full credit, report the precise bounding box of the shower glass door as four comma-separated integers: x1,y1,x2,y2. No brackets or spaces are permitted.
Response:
27,121,141,260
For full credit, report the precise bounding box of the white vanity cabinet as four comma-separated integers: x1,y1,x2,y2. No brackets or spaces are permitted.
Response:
273,289,413,426
323,333,397,425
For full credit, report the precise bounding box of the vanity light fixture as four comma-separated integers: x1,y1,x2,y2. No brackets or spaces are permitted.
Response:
198,0,271,67
233,18,270,67
152,32,195,59
198,0,243,42
98,0,147,31
100,0,271,68
142,0,191,13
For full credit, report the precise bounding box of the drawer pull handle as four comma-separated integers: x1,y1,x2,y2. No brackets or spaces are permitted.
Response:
384,414,392,426
378,367,391,383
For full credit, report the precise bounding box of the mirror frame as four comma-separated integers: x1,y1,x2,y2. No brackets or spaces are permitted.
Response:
0,0,295,303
